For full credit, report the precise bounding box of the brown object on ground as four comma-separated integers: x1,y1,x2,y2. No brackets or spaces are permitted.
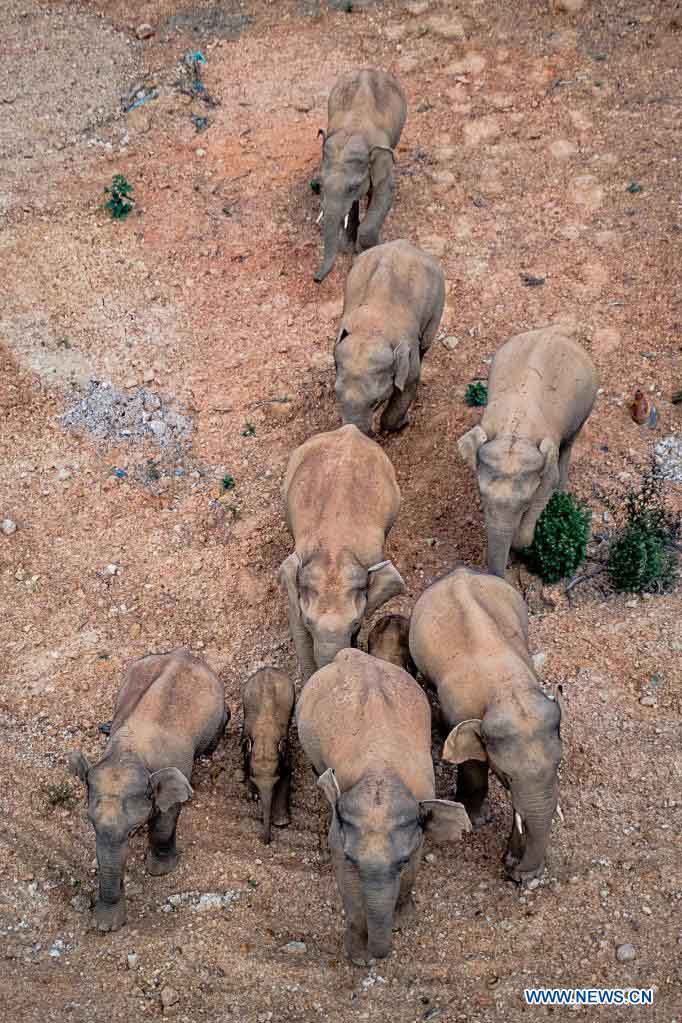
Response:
630,388,650,423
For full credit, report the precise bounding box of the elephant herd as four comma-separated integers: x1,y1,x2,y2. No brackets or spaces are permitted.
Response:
67,68,600,966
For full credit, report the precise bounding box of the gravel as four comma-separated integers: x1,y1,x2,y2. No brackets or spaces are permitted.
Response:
165,890,241,912
615,943,636,962
61,381,191,447
654,434,682,481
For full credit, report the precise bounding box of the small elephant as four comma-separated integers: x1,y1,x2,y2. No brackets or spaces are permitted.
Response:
367,614,414,676
409,566,562,883
296,648,470,965
334,240,445,434
68,649,228,932
280,424,405,680
314,68,407,283
242,667,296,845
457,323,598,577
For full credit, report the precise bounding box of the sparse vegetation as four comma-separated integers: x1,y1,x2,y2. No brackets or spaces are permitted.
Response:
104,174,134,219
43,781,77,809
242,422,256,437
521,492,591,584
222,475,236,491
607,464,678,593
465,381,488,407
310,179,321,195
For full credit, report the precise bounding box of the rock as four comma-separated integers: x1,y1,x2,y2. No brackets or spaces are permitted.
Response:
124,377,137,389
385,23,408,42
196,148,206,158
49,939,65,958
135,23,154,39
463,116,501,146
150,419,166,439
405,0,430,13
550,0,585,11
616,943,636,962
447,53,486,75
639,694,657,707
130,623,141,639
549,139,578,161
442,335,461,351
532,651,546,674
127,953,139,969
292,95,313,113
526,878,541,890
104,563,119,576
160,987,179,1010
143,393,161,412
429,169,456,189
142,369,155,384
568,174,604,212
70,893,91,913
427,14,466,40
282,941,307,954
1,518,17,536
57,468,72,481
419,235,448,258
424,852,436,864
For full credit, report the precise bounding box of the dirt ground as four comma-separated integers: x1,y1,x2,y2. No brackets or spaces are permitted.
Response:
1,1,681,1020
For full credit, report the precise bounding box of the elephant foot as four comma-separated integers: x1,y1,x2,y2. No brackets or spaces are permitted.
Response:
345,932,370,967
273,813,290,828
394,895,416,929
94,898,127,933
380,413,410,433
146,849,180,876
505,860,545,885
467,804,493,831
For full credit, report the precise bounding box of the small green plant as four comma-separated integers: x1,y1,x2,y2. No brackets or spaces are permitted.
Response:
104,174,134,219
520,492,591,584
626,181,643,194
43,781,77,809
310,179,321,195
242,421,256,437
607,464,678,593
222,475,235,491
146,459,160,481
465,381,488,407
343,1,353,11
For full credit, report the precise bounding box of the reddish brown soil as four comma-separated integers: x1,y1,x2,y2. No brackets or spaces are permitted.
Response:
1,2,680,1021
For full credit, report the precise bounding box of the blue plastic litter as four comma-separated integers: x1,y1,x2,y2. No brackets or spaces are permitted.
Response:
114,468,128,479
128,88,159,111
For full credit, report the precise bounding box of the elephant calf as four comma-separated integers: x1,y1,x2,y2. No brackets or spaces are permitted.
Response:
280,424,405,680
335,239,445,434
69,649,228,932
458,323,598,577
409,566,562,883
314,68,407,282
242,667,296,845
367,613,414,676
296,648,471,965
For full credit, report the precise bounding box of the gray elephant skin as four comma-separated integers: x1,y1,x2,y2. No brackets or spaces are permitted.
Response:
314,68,407,283
296,648,471,965
409,566,562,883
367,613,415,676
334,239,445,434
242,667,296,845
458,323,598,577
279,424,405,679
68,649,228,932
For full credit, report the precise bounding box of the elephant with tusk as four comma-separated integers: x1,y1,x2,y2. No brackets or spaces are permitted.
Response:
296,648,471,966
68,649,229,932
279,424,405,680
334,239,445,435
409,566,563,884
313,69,407,283
457,322,598,578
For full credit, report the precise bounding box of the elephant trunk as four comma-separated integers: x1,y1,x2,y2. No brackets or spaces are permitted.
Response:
363,871,400,960
96,837,128,904
338,398,375,436
257,780,275,846
512,784,557,875
288,607,317,681
484,511,522,578
315,207,343,283
314,631,353,669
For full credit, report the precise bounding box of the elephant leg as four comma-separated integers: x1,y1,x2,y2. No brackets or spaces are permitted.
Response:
380,378,419,432
455,760,490,829
394,848,421,928
358,174,395,252
272,766,291,828
558,433,577,491
331,849,368,966
146,806,181,876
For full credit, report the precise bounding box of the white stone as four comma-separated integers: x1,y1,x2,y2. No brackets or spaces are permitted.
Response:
1,518,17,535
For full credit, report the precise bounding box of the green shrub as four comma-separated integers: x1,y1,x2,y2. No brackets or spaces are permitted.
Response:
104,174,134,219
520,492,591,584
607,464,678,593
465,381,488,407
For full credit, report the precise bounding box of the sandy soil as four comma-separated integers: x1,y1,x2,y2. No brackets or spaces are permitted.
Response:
1,1,681,1021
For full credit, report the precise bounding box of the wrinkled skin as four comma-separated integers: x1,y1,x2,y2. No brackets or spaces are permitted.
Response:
367,614,414,676
458,324,598,577
296,649,471,964
334,240,445,434
314,69,407,283
68,649,229,931
409,566,562,884
280,425,405,679
242,667,296,844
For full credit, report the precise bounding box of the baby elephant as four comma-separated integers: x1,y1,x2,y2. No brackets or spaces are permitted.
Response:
410,566,562,884
297,648,471,965
367,614,414,676
280,424,405,680
458,323,598,577
315,69,407,282
68,649,228,932
242,667,296,845
335,240,445,434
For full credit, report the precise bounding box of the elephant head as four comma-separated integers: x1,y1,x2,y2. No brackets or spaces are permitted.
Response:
314,130,395,283
68,751,192,931
367,614,415,675
279,549,405,679
334,329,412,435
442,689,562,882
242,735,287,846
458,427,560,577
318,768,470,963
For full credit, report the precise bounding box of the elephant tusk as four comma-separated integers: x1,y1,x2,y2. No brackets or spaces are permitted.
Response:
514,811,524,835
344,214,349,230
555,802,565,823
316,210,324,224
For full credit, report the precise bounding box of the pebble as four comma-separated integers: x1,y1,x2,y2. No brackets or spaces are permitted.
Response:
1,518,17,536
127,953,139,969
57,468,72,481
196,148,206,157
104,563,119,576
532,651,546,673
427,14,466,40
441,335,460,351
639,695,657,707
526,878,541,891
283,941,307,954
160,987,179,1009
70,893,91,913
143,369,155,383
424,853,436,864
135,23,154,39
641,905,652,915
150,419,167,439
49,939,65,958
616,943,636,962
551,0,585,10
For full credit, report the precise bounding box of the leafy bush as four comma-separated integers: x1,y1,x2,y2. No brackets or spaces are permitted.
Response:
520,492,591,584
465,381,488,407
607,464,678,593
104,174,134,219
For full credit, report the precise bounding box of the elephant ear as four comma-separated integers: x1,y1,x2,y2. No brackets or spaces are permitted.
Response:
150,768,193,813
420,799,471,843
457,425,487,471
68,751,90,783
442,719,487,764
393,342,411,392
278,552,302,614
368,145,395,187
366,560,405,616
317,767,341,806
